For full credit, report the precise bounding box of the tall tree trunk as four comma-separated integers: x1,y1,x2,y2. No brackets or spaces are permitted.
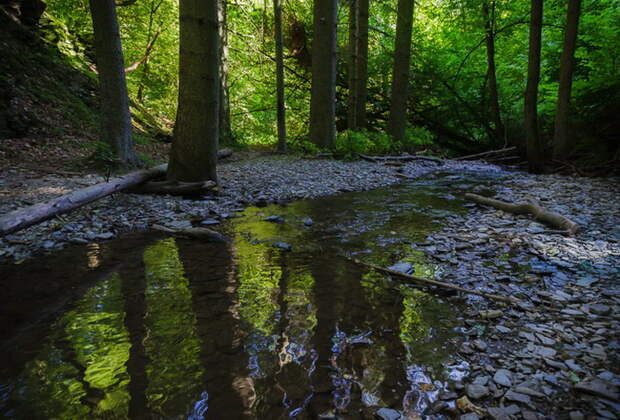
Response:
552,0,581,160
387,0,414,143
309,0,337,149
347,0,358,130
88,0,136,165
218,0,233,145
168,0,219,183
355,0,369,129
274,0,287,152
483,0,504,145
525,0,544,173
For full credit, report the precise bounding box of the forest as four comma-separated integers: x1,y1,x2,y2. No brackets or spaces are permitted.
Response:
0,0,619,419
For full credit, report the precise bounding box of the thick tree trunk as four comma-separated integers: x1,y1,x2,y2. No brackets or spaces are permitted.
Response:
483,0,504,145
88,0,137,165
388,0,414,143
355,0,369,129
0,164,167,236
553,0,581,160
309,0,337,149
168,0,219,182
274,0,287,152
525,0,544,173
218,0,233,145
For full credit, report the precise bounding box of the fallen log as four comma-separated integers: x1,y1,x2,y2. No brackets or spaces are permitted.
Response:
152,224,230,242
465,193,579,235
358,153,443,165
126,179,216,195
348,257,520,305
0,164,168,237
454,146,516,161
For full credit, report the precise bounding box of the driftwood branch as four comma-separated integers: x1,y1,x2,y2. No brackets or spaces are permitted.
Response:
465,193,579,235
349,257,520,304
126,180,216,195
455,146,516,161
0,164,168,237
152,224,230,242
358,153,443,165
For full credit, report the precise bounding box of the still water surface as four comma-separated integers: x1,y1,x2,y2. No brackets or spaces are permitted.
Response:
0,173,492,419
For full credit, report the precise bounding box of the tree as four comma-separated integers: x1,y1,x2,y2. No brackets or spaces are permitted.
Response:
88,0,137,165
553,0,581,160
309,0,337,149
347,0,369,131
388,0,415,143
167,0,219,183
218,0,233,145
525,0,544,172
274,0,287,152
482,0,504,145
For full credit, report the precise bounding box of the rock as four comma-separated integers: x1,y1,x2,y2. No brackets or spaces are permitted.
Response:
273,242,292,251
493,369,512,387
568,411,584,420
589,304,611,316
466,384,490,399
42,240,56,249
459,414,480,420
574,378,620,401
496,325,511,333
265,215,285,223
200,218,220,226
522,410,540,420
479,309,503,319
387,262,414,274
302,217,314,226
375,408,402,420
473,340,488,352
504,390,532,406
487,407,510,420
96,232,114,240
514,386,545,398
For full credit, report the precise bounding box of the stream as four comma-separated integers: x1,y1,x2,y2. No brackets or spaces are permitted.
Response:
0,172,504,419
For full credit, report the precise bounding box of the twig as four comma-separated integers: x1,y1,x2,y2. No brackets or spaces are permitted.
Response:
347,257,521,305
455,146,516,161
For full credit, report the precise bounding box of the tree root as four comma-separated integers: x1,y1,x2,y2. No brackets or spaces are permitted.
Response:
465,193,579,235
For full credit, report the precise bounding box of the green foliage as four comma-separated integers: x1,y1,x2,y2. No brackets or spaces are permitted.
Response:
86,140,119,165
289,139,322,155
335,129,396,158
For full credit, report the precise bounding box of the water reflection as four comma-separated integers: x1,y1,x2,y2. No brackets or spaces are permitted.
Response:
1,178,468,418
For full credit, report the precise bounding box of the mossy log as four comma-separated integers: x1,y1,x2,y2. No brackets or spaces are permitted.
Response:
465,193,579,235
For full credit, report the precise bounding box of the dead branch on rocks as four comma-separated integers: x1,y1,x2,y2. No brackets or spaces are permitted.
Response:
358,153,443,165
126,180,216,195
0,164,168,237
152,224,230,242
465,193,579,235
348,257,521,304
454,146,516,161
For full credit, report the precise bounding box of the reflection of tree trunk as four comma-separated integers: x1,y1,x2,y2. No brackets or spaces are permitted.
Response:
120,263,150,419
308,256,340,416
178,240,254,418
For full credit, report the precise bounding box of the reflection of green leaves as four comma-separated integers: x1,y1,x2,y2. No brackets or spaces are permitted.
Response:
143,238,204,415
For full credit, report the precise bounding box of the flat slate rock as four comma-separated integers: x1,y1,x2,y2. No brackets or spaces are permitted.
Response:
574,378,620,401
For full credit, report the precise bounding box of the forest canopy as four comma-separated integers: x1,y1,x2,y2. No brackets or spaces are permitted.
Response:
3,0,619,165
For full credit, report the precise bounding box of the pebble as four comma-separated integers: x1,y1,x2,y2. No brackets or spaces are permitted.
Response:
493,369,512,387
466,384,490,399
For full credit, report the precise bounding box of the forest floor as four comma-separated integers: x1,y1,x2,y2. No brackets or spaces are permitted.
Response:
1,138,619,418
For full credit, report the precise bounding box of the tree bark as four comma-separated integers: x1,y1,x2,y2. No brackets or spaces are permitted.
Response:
0,164,167,237
218,0,233,145
168,0,219,182
347,0,358,130
88,0,137,165
355,0,369,129
552,0,581,160
309,0,337,149
482,0,504,146
388,0,414,143
525,0,544,173
274,0,287,152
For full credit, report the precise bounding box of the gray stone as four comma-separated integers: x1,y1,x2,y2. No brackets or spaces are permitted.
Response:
466,384,490,399
473,340,488,352
387,262,413,274
493,369,512,387
302,217,314,226
589,304,611,316
574,378,620,401
496,325,511,333
487,407,510,420
273,242,292,251
569,411,584,420
459,414,480,420
264,215,285,223
375,408,402,420
504,390,532,406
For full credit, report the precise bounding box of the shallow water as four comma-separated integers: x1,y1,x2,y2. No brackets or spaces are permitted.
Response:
0,172,500,419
